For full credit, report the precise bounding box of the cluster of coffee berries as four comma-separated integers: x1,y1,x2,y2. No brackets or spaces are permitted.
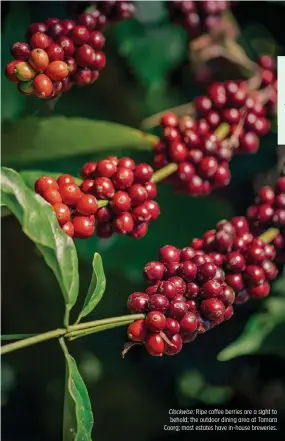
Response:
126,216,279,356
126,244,238,356
34,157,160,239
247,177,285,263
153,112,232,196
167,1,236,39
257,55,277,113
193,78,273,155
191,217,279,303
67,1,135,30
5,13,111,97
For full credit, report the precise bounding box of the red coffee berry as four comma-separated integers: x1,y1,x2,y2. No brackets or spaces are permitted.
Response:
30,32,50,49
262,260,278,281
197,262,217,282
89,31,105,50
112,167,134,189
111,191,131,213
6,60,21,82
158,280,177,300
168,299,188,319
42,189,62,205
179,261,197,282
76,194,98,215
164,334,183,355
11,42,30,61
159,245,181,264
165,318,180,335
45,60,69,81
61,221,74,237
35,176,58,194
128,292,150,313
61,19,76,33
248,282,270,299
146,311,166,332
219,284,235,305
200,280,223,298
92,52,106,70
148,294,169,313
81,161,96,178
134,164,153,183
75,44,96,67
145,334,165,356
180,247,196,261
180,312,198,334
144,261,166,282
112,212,134,234
65,57,77,74
56,36,75,57
144,200,160,221
198,156,218,178
71,26,90,45
57,174,75,187
127,320,146,342
46,44,65,61
93,177,115,199
78,13,96,30
96,159,117,178
72,215,95,238
60,183,82,205
128,184,148,206
27,22,47,37
200,298,225,322
244,265,265,285
33,73,53,98
225,273,244,292
129,222,149,239
53,203,71,225
132,204,151,222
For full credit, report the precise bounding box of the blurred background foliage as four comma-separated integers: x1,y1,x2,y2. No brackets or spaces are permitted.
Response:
1,1,285,440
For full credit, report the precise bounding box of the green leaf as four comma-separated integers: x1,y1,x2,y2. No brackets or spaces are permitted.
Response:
1,167,79,326
218,295,285,362
76,253,106,323
1,117,157,167
60,339,94,441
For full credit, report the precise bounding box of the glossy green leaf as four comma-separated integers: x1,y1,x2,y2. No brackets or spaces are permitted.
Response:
60,339,94,441
76,253,106,323
2,117,156,167
1,167,79,326
218,296,285,361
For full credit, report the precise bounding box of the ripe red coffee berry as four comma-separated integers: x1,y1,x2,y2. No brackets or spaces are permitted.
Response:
46,44,65,62
29,48,49,72
60,184,82,205
164,334,183,356
128,184,148,206
71,26,90,45
65,57,77,74
148,294,169,313
127,320,146,342
197,262,217,282
168,299,188,320
248,282,270,299
6,60,21,83
179,261,197,282
96,159,116,178
158,280,177,300
144,261,166,282
134,164,153,183
92,52,106,71
30,32,50,49
200,298,225,321
112,212,134,234
53,203,71,225
226,252,246,272
159,245,181,264
146,311,166,332
219,284,235,305
128,292,150,313
45,60,69,81
93,177,115,199
165,318,180,335
144,200,160,221
57,174,75,187
129,222,149,239
81,161,96,178
33,74,53,98
75,44,96,67
145,334,165,356
61,221,74,237
168,276,186,296
200,280,223,298
42,189,62,205
35,176,58,194
112,167,134,189
11,42,30,61
225,273,244,292
27,22,47,37
76,194,98,216
180,312,198,334
185,282,199,299
111,191,131,213
73,215,95,238
244,265,265,285
132,204,151,222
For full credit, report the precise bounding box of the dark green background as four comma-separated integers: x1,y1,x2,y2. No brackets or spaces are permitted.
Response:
1,2,285,440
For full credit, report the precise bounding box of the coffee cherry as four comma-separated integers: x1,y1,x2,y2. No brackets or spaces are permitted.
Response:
73,215,95,238
60,183,82,205
30,32,50,49
33,74,53,98
148,294,169,313
225,273,244,292
132,204,151,222
197,262,216,281
248,282,270,299
89,31,105,50
111,191,131,213
219,284,235,305
164,334,183,355
6,60,21,82
144,200,160,221
112,167,134,189
134,163,153,183
35,176,58,194
78,13,96,30
76,194,98,216
244,265,265,285
128,292,150,313
56,36,75,57
29,48,49,72
127,320,146,342
92,52,106,70
128,184,148,206
262,260,278,281
180,312,198,333
27,22,47,37
42,189,62,205
200,280,223,298
159,245,181,264
157,280,177,300
226,251,246,272
93,177,115,199
129,222,149,239
61,221,74,237
146,311,166,332
57,174,75,187
81,161,97,178
180,247,196,261
65,57,77,74
45,60,69,81
112,212,134,234
165,318,180,334
179,261,197,282
145,334,165,356
144,261,166,283
168,299,187,320
200,298,225,322
96,159,117,178
15,61,36,81
11,42,30,60
18,80,34,95
53,203,71,225
71,25,90,45
46,44,65,61
75,44,96,67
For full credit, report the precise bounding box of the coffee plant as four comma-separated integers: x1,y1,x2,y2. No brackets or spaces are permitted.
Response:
1,1,285,440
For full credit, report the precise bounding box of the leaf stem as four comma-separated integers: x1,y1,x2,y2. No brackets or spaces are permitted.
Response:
1,313,144,355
